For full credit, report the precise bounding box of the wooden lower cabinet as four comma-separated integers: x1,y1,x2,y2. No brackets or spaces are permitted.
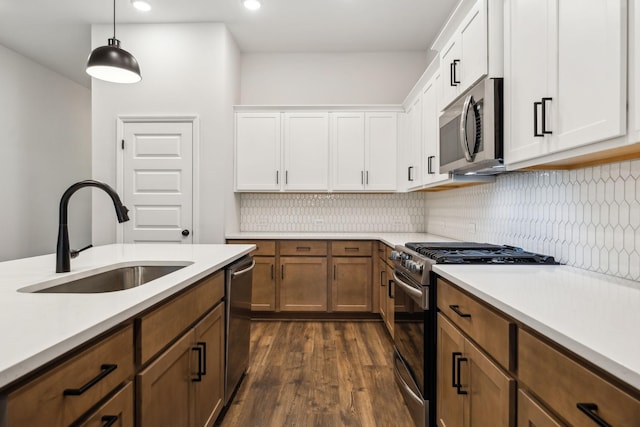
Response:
517,389,564,427
280,256,328,311
251,256,276,311
137,303,225,427
436,313,515,427
331,256,372,311
78,382,134,427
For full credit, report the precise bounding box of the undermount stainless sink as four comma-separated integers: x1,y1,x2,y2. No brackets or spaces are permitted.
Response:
33,264,188,294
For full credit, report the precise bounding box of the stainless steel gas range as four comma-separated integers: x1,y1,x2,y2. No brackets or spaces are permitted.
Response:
390,242,557,427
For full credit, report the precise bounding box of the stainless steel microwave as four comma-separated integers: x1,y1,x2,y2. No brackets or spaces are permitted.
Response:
439,77,504,175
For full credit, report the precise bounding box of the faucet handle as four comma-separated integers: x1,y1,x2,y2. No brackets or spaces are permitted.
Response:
70,244,93,259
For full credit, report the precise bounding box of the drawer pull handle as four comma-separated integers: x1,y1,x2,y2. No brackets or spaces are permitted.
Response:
101,415,119,427
577,403,611,427
345,247,359,252
63,364,117,396
456,356,468,395
296,246,311,251
449,305,471,318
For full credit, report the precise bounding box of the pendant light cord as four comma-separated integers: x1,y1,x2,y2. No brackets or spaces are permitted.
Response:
113,0,116,39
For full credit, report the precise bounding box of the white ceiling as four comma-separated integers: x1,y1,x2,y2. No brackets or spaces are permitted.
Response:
0,0,458,88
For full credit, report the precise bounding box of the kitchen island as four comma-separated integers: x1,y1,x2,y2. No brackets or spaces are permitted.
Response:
0,243,254,390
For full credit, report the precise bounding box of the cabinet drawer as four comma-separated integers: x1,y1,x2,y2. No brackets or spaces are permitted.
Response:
4,325,134,427
437,278,513,370
138,270,224,365
331,240,372,256
519,329,640,427
227,239,275,256
279,240,327,256
77,381,134,427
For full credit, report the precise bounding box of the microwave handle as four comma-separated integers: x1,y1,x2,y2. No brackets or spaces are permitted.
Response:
459,94,478,162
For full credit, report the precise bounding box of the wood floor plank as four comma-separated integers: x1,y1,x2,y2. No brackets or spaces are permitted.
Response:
217,321,415,427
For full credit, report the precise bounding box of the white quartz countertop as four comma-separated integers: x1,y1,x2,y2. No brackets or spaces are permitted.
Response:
225,231,458,248
0,243,254,390
434,264,640,391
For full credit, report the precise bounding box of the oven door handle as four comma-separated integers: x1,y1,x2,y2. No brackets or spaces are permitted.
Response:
459,94,479,162
393,271,426,308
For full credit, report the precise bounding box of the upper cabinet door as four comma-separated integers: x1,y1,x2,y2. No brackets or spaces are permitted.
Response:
365,112,397,191
505,0,627,166
441,37,462,109
405,97,423,190
504,0,555,164
551,0,626,152
422,73,448,185
283,112,330,191
459,0,487,91
331,112,366,191
235,113,282,191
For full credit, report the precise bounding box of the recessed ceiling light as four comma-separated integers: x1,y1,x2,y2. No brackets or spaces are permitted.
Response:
242,0,261,11
131,0,151,12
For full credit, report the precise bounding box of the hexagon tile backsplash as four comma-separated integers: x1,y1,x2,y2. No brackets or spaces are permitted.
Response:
240,159,640,281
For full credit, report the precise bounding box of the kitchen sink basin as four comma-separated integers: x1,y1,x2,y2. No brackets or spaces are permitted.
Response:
31,264,189,294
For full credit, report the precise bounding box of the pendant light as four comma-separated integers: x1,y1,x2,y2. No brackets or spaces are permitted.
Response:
86,0,141,83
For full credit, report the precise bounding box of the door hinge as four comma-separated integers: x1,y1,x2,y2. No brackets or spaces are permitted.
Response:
121,139,125,150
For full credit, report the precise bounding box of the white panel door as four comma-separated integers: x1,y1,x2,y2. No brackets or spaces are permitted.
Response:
235,112,281,191
406,97,423,190
122,121,193,243
365,112,397,191
283,112,330,191
422,73,449,185
331,112,365,191
459,0,487,90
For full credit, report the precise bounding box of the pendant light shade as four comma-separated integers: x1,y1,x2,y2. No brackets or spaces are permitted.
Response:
86,0,141,83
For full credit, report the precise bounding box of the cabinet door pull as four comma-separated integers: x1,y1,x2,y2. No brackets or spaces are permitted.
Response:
577,403,611,427
366,171,369,185
449,304,471,318
456,356,468,395
361,171,364,185
281,265,284,279
276,170,279,184
452,59,461,85
271,263,275,280
197,341,207,376
408,166,414,182
542,97,553,134
192,345,203,382
427,156,435,174
533,101,543,137
63,364,117,396
388,279,395,299
380,270,386,287
101,415,119,427
285,170,288,184
451,352,463,387
333,265,337,280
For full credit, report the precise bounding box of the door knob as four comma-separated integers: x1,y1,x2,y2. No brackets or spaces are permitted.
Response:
182,229,190,237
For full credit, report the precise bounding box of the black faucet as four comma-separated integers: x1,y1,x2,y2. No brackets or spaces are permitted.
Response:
56,180,130,273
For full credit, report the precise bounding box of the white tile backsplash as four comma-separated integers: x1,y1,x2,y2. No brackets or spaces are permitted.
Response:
240,193,426,233
239,159,640,281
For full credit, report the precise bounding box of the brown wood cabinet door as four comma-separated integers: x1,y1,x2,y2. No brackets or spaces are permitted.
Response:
137,329,196,427
193,304,225,427
251,256,276,311
78,382,134,427
279,256,328,311
517,389,564,427
464,339,515,427
437,314,465,427
331,257,372,312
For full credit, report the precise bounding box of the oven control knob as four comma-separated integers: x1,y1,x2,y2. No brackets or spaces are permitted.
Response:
390,250,400,260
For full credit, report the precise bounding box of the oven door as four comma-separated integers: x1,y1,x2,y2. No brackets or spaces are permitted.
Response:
392,269,428,427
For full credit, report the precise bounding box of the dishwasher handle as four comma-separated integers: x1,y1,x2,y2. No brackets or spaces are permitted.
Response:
231,260,255,278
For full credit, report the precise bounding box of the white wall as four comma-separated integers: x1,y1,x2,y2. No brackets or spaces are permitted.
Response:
0,44,91,262
240,52,428,104
91,23,240,245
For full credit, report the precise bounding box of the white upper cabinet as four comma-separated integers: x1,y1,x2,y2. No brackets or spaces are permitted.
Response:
331,112,397,192
422,73,449,185
364,112,397,191
235,112,281,191
504,0,627,166
283,112,330,191
405,97,423,190
440,0,488,108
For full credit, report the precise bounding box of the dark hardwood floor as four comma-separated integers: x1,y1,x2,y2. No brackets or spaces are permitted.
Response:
217,321,415,427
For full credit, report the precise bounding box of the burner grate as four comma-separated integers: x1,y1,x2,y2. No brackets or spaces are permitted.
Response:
405,242,558,265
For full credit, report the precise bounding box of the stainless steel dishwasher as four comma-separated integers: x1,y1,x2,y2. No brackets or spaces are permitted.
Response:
224,255,254,405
